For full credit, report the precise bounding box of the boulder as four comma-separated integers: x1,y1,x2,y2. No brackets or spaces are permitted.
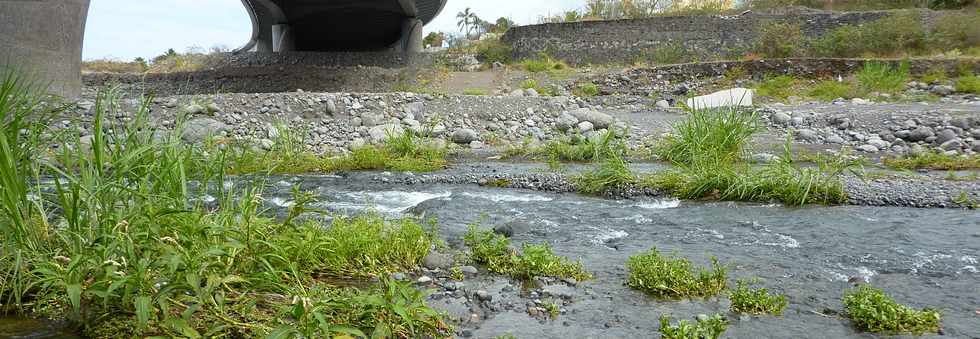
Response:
906,126,934,142
181,118,227,143
361,113,385,127
936,129,958,144
940,139,964,151
422,252,453,270
568,108,614,129
771,111,792,125
368,124,403,144
451,128,479,144
555,112,579,132
684,88,753,109
796,129,820,142
577,121,594,133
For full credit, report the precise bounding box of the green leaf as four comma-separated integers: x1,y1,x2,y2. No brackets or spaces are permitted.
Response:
265,326,297,339
66,284,82,315
135,295,152,330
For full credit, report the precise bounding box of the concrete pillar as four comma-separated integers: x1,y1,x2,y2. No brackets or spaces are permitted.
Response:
272,24,295,52
0,0,90,98
396,18,423,53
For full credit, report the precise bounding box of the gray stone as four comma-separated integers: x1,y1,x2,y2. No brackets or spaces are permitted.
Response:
971,140,980,152
459,266,479,276
771,111,791,125
749,153,778,163
368,124,403,144
940,139,964,151
556,112,579,131
577,121,594,133
856,144,879,153
181,118,227,143
930,85,955,96
417,276,433,284
867,138,890,150
906,126,935,142
950,118,973,130
655,100,671,109
796,129,820,142
390,272,407,281
936,129,958,144
325,99,338,115
451,128,479,144
475,290,492,301
403,101,425,117
361,113,385,127
525,88,540,97
509,89,525,97
258,138,274,151
422,252,453,270
183,104,205,115
568,108,614,129
826,135,845,144
469,140,484,149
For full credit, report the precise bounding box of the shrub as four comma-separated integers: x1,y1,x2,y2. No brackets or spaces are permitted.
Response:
857,61,910,94
655,106,759,165
955,74,980,94
463,226,592,281
930,11,980,51
572,154,637,195
520,78,555,96
843,285,942,335
473,39,513,64
883,151,980,170
574,82,600,97
753,21,804,58
520,53,568,73
755,75,799,101
730,280,788,315
641,43,692,65
626,248,727,299
659,314,729,339
810,12,927,57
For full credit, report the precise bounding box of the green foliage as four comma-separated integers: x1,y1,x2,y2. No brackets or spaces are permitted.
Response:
463,88,488,95
574,82,600,97
743,0,974,10
521,53,568,73
843,285,942,335
883,150,980,170
520,79,556,96
810,12,927,58
0,81,449,337
640,43,692,65
659,314,729,339
729,280,788,315
423,31,445,48
753,21,804,58
920,67,949,85
755,75,799,101
543,129,627,163
857,61,910,94
473,39,514,64
655,107,759,165
463,226,592,281
807,80,862,101
626,248,727,299
572,155,636,195
955,74,980,94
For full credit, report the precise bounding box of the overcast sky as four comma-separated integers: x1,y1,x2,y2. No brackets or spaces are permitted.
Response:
82,0,582,61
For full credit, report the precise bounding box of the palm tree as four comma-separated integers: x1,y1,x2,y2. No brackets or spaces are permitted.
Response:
456,7,478,39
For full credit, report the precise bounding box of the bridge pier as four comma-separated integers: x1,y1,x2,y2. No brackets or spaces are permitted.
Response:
0,0,90,98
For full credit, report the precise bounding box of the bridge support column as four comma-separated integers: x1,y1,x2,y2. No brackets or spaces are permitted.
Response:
272,24,295,52
0,0,90,98
395,18,423,53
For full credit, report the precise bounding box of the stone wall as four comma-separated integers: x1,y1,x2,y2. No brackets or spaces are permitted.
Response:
502,9,935,65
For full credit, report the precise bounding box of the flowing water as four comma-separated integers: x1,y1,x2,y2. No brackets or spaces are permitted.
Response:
5,174,979,338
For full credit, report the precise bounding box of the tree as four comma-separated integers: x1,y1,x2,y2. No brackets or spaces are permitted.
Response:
490,17,515,33
423,32,446,48
456,7,479,38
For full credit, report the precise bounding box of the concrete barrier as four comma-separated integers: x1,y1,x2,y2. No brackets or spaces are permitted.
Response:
0,0,90,98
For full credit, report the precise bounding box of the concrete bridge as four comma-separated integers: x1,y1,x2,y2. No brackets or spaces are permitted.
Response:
0,0,447,98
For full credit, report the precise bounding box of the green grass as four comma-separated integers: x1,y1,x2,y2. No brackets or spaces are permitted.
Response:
857,61,910,94
843,285,942,335
920,67,949,84
574,82,600,97
807,80,862,101
729,280,788,315
519,78,556,96
544,129,627,162
462,88,488,95
626,248,727,299
0,78,450,338
659,314,728,339
520,53,569,73
648,107,861,206
883,151,980,170
463,225,592,282
572,155,637,195
755,75,798,101
955,74,980,94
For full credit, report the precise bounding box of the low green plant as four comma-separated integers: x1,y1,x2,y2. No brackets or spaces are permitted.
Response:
755,75,798,101
574,82,600,97
463,226,592,281
883,151,980,170
520,78,555,96
641,43,692,65
807,80,862,101
920,67,949,85
857,61,910,94
463,88,488,95
753,21,804,58
543,129,627,163
809,12,927,58
521,53,568,73
472,39,513,65
572,155,636,195
955,74,980,94
450,266,465,281
542,301,560,319
655,106,759,165
843,285,942,335
659,314,728,339
729,280,788,315
626,248,727,299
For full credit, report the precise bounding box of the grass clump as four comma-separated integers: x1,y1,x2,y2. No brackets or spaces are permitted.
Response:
472,39,513,65
752,21,804,58
463,226,592,282
659,314,728,339
754,75,798,101
463,88,488,95
843,285,942,335
729,280,788,315
574,82,600,97
883,151,980,170
572,155,636,195
639,43,692,65
520,53,568,73
0,78,449,337
955,74,980,94
520,79,555,96
857,61,910,94
655,106,759,164
807,80,861,101
626,248,727,299
544,129,627,163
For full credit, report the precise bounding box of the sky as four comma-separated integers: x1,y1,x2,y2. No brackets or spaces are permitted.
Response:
82,0,582,61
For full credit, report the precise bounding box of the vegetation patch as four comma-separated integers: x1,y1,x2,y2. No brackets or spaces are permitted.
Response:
626,248,727,299
572,155,637,195
729,280,788,315
574,82,600,97
883,151,980,170
857,62,910,94
753,21,804,58
807,80,861,101
520,53,569,73
544,129,627,163
463,226,592,282
955,74,980,94
659,314,728,339
843,285,942,335
0,79,449,337
520,79,556,96
463,88,488,95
